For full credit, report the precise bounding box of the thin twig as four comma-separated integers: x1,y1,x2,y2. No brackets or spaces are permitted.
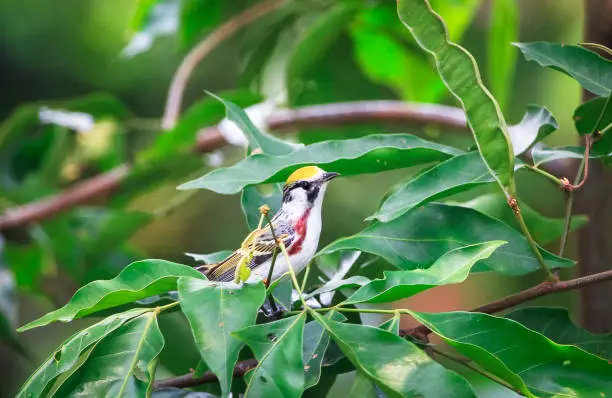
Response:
558,94,612,259
431,347,524,395
161,0,286,129
523,165,563,186
153,358,258,389
263,211,280,313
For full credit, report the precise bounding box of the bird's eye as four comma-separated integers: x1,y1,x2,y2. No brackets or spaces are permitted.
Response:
302,181,311,191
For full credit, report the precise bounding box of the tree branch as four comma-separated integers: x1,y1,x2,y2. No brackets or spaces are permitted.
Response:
153,358,257,389
0,101,467,231
161,0,287,129
406,268,612,338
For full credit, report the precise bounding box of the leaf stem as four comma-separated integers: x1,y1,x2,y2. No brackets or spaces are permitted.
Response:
431,348,523,395
524,165,562,186
277,240,307,308
263,212,280,312
156,301,181,313
512,206,557,280
558,95,611,259
300,264,311,292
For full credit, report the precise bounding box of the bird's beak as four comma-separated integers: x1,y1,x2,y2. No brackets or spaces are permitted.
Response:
321,172,340,182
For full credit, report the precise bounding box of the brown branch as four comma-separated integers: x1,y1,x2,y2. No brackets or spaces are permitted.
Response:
406,268,612,338
161,0,286,129
0,101,467,231
153,358,257,390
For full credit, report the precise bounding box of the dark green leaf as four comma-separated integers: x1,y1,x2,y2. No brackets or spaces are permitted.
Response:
456,193,588,244
574,96,612,135
313,314,476,397
16,309,148,398
288,4,358,97
18,260,204,331
370,152,493,223
302,311,346,390
508,105,558,155
178,134,461,193
153,388,218,398
186,250,234,264
179,0,223,48
234,313,307,398
178,277,266,397
515,42,612,97
241,184,283,230
55,311,164,397
506,307,612,360
344,241,505,304
208,93,297,156
487,0,518,111
321,203,574,275
413,311,612,397
398,0,516,195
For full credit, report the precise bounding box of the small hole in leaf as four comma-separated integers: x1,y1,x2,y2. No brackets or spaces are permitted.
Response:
260,375,268,383
267,333,277,342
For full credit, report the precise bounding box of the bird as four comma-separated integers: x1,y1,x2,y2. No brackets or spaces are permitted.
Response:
196,165,339,284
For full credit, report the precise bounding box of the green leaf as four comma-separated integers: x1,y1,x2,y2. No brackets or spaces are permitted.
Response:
16,309,148,398
456,193,588,244
508,105,558,155
515,42,612,97
313,313,476,397
178,277,266,397
531,145,611,166
344,241,505,305
234,313,307,398
179,0,223,48
54,311,164,397
178,134,461,193
302,311,346,390
304,276,370,301
186,250,234,264
18,260,204,331
369,152,493,223
574,96,612,135
288,3,358,96
208,93,296,156
321,203,574,275
487,0,518,111
241,184,283,230
398,0,515,196
506,307,612,360
413,311,612,397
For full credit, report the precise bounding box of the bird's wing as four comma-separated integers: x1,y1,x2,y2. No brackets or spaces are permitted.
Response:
203,220,294,282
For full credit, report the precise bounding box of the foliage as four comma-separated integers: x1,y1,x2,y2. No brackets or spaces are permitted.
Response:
2,0,611,397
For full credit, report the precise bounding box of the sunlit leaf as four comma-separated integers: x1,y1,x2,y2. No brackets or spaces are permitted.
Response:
178,134,461,193
344,241,504,304
508,105,558,155
178,277,266,397
18,260,204,331
123,0,180,58
235,313,307,398
413,311,612,397
313,313,476,397
398,0,515,196
321,203,574,275
54,311,164,396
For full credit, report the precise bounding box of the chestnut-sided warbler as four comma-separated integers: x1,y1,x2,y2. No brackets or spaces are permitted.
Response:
197,166,339,283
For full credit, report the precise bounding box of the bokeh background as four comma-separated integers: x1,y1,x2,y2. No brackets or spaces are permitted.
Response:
0,0,598,396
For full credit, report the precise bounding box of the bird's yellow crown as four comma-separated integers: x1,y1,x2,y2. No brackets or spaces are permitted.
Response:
285,166,323,185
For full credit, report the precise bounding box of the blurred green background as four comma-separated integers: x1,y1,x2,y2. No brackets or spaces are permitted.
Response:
0,0,589,395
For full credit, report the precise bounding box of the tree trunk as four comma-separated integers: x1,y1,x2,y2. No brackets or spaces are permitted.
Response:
576,0,612,332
